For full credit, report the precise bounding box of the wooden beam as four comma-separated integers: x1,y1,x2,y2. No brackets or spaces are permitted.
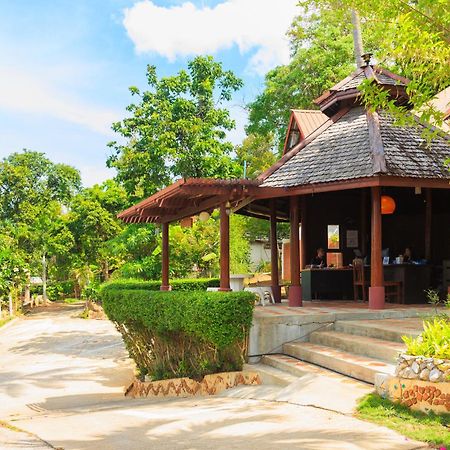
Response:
219,203,231,291
300,196,307,271
270,199,281,303
288,196,302,306
160,222,171,291
425,188,432,261
369,186,385,309
361,188,368,257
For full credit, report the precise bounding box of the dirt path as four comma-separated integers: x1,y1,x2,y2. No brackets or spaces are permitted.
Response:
0,304,428,450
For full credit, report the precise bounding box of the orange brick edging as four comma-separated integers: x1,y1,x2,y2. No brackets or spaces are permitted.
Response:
378,376,450,414
125,371,262,399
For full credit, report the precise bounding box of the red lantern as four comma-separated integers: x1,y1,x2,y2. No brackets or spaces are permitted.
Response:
381,195,396,214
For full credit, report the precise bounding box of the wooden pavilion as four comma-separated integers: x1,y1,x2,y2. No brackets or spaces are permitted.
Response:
118,64,450,310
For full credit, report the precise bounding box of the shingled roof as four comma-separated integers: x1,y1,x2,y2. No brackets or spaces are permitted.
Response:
315,65,410,117
260,106,450,188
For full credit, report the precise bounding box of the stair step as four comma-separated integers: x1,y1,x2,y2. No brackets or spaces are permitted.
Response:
283,341,395,384
310,330,404,363
243,362,298,387
261,354,347,379
334,319,422,343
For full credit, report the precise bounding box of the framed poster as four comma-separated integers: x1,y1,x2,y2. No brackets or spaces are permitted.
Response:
346,230,358,248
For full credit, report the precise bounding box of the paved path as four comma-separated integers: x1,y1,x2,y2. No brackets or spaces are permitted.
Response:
0,304,428,450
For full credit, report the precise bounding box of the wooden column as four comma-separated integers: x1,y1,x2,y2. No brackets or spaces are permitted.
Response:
160,222,171,291
270,199,281,303
219,203,231,291
369,186,384,309
425,188,432,261
289,196,302,306
360,188,367,257
300,196,307,271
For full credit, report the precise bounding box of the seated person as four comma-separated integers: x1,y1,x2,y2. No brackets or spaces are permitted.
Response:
311,248,326,268
403,247,414,263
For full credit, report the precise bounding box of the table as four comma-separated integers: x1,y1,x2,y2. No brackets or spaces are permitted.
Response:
383,264,432,304
301,268,353,300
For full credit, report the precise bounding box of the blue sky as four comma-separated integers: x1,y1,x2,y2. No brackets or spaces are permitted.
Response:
0,0,298,186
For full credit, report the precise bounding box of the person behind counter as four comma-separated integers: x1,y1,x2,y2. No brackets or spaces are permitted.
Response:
311,247,327,268
403,247,414,263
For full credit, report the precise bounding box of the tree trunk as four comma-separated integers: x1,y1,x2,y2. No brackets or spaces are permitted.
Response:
42,254,48,303
8,292,13,317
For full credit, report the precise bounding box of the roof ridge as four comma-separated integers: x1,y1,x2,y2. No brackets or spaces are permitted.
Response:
367,110,387,174
258,106,352,181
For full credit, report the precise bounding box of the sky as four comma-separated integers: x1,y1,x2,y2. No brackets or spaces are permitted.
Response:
0,0,299,186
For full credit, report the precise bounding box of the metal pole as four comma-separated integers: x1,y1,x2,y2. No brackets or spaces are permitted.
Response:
351,10,364,68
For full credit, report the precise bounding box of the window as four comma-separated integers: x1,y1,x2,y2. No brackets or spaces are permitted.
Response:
327,225,340,249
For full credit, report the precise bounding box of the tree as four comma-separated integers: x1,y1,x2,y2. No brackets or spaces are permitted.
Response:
67,181,127,284
0,151,81,301
246,8,356,152
301,0,450,130
235,133,277,179
108,56,244,201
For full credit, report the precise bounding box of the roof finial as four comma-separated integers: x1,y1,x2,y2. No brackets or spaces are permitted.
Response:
361,52,373,67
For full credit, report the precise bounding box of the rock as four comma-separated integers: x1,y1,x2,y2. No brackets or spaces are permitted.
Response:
401,367,416,379
402,354,415,361
411,361,420,374
429,368,443,382
427,362,435,370
434,359,444,365
419,368,430,381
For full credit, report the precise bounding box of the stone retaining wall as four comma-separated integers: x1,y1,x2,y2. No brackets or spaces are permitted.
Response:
125,371,261,399
396,354,450,383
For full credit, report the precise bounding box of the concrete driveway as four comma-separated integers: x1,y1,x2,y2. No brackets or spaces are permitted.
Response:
0,304,428,450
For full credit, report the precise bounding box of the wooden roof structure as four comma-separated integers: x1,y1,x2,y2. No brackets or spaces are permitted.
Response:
118,65,449,226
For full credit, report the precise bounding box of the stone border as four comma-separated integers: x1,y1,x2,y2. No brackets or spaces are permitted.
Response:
396,354,450,383
125,371,261,399
376,374,450,414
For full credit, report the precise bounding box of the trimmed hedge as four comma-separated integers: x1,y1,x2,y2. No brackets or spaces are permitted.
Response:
100,277,220,293
102,288,255,381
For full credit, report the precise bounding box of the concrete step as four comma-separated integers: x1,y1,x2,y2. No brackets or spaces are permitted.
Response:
334,319,422,343
261,354,348,379
283,341,395,384
309,330,405,363
243,362,298,387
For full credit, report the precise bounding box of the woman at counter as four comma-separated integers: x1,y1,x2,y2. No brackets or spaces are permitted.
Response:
311,248,327,268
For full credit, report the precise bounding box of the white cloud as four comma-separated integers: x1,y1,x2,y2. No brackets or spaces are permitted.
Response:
123,0,298,74
0,66,120,136
80,165,117,187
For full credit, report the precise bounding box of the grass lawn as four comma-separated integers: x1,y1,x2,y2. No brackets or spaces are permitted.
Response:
356,393,450,448
62,298,84,304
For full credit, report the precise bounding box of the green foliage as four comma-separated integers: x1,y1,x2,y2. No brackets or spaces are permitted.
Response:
100,278,220,294
307,0,450,130
102,288,255,380
402,317,450,360
235,133,277,179
108,55,243,200
357,394,450,447
246,7,355,152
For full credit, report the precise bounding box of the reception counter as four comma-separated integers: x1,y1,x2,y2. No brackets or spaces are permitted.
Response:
301,264,432,303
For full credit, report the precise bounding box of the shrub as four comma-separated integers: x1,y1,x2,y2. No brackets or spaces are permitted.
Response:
403,317,450,360
31,281,75,300
100,277,220,294
102,288,255,381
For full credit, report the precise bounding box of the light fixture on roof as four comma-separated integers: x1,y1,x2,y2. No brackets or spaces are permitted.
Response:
361,52,373,67
225,201,232,216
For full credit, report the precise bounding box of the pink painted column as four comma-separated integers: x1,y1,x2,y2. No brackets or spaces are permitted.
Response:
289,196,302,307
369,186,385,309
160,222,171,291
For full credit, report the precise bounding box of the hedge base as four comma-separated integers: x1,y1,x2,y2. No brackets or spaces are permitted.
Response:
125,371,261,399
376,374,450,414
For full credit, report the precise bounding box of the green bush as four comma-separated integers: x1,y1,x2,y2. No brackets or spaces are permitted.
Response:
31,281,75,300
100,277,220,293
102,288,255,381
403,317,450,360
